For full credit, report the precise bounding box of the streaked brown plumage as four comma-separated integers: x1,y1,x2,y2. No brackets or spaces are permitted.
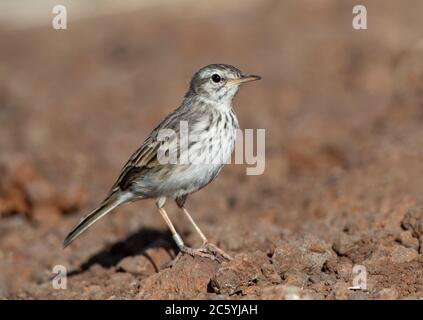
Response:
64,64,260,263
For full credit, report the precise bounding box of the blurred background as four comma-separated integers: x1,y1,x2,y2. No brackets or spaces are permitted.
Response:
0,0,423,299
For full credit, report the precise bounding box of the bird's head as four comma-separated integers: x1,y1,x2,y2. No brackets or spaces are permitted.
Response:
186,64,260,106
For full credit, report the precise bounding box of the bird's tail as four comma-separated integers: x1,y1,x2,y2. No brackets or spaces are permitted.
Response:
63,190,126,248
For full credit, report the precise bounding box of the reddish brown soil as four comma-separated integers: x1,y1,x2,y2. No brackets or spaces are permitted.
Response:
1,0,422,299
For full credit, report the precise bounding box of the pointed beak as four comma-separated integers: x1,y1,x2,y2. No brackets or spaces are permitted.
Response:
226,74,261,86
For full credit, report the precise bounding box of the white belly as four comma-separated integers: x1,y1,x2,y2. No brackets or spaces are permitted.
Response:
132,109,238,199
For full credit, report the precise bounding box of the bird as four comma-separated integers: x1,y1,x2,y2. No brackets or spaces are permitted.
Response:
63,64,261,263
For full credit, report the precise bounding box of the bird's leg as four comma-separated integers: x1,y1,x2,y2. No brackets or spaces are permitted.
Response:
157,206,184,250
156,201,218,266
180,206,207,244
180,206,232,262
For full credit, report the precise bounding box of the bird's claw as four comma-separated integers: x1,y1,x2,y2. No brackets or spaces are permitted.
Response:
201,242,233,262
167,243,232,268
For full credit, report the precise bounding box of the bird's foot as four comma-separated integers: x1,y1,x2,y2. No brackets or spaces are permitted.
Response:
166,246,216,268
201,242,233,262
167,243,232,268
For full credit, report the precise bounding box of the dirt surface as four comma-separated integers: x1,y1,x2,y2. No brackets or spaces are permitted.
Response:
1,0,423,299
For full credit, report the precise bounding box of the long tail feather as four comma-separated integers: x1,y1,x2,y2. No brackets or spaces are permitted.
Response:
63,190,125,248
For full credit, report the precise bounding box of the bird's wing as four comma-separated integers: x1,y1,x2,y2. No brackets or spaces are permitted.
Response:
110,105,201,192
111,136,162,190
111,118,183,191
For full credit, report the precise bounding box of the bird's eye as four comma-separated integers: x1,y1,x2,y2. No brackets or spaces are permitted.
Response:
211,74,221,83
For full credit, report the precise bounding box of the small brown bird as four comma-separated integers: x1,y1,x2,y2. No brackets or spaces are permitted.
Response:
64,64,260,262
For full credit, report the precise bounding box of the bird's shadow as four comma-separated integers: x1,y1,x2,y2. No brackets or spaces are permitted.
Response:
67,228,177,277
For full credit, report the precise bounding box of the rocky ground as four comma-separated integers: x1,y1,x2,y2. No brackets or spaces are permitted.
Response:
0,0,423,299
